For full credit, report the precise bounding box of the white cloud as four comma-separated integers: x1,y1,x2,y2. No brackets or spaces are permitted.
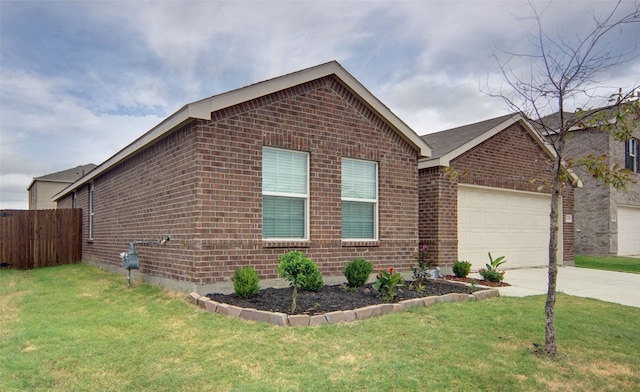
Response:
1,0,639,209
0,69,163,209
0,173,33,209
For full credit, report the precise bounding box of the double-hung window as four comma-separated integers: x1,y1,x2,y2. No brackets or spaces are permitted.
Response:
89,184,95,240
342,158,378,240
262,147,309,240
625,138,639,173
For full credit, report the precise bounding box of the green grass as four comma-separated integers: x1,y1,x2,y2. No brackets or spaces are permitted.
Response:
575,255,640,274
2,263,640,391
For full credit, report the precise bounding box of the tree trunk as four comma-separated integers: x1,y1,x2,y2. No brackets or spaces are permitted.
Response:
545,153,563,357
291,285,298,314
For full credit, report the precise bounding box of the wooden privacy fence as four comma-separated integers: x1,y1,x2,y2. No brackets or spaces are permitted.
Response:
0,209,82,270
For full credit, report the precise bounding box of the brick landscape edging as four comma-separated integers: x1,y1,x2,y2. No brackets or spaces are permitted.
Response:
187,288,500,327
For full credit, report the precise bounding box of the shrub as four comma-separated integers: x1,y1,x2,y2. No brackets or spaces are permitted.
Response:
452,260,472,278
479,268,505,282
344,258,373,287
300,268,324,292
232,267,260,299
277,251,324,313
373,266,404,302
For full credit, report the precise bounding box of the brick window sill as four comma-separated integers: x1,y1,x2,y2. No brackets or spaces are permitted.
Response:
262,240,310,249
342,240,379,247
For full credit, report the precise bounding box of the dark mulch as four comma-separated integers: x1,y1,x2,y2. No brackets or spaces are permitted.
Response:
443,275,511,287
207,280,472,316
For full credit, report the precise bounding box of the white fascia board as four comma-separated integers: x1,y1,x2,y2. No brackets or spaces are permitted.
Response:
418,157,448,169
53,61,431,201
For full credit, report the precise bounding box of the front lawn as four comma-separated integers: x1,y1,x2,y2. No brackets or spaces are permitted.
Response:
575,255,640,274
2,263,639,391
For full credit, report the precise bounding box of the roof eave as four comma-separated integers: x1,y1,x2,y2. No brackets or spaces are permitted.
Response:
418,157,449,169
53,61,431,202
52,104,208,201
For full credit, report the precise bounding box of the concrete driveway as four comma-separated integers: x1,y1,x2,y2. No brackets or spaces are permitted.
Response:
473,266,640,308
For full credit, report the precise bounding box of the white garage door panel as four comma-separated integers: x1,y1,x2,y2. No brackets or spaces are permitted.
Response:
458,185,551,269
618,206,640,255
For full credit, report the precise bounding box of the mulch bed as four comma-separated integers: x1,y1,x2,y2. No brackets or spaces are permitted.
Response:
443,275,511,287
207,280,473,316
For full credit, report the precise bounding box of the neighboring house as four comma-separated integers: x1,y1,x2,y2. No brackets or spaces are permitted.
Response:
53,61,431,293
27,164,96,210
419,114,578,271
554,113,640,256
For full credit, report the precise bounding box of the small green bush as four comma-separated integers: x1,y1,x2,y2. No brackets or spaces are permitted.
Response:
232,267,260,299
277,251,324,313
452,260,472,278
479,268,505,282
300,270,324,291
344,258,373,287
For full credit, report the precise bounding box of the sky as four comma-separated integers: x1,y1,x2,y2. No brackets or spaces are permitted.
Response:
1,0,639,209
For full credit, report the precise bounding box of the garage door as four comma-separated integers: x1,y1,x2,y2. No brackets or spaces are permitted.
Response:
618,206,640,255
458,185,552,270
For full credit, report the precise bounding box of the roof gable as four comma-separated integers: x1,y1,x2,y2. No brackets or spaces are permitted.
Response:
419,113,582,186
54,61,430,201
420,114,537,168
421,114,516,160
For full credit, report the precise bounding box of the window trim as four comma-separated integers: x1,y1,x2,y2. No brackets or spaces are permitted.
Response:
262,147,310,241
626,138,638,172
89,184,95,240
341,158,379,242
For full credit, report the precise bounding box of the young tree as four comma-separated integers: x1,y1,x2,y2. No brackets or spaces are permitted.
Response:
490,0,640,357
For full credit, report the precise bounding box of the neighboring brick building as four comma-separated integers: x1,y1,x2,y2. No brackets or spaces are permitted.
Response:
54,61,431,293
563,123,640,256
27,164,96,210
419,114,578,271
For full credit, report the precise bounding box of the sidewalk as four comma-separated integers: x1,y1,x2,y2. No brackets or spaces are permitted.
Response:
471,267,640,308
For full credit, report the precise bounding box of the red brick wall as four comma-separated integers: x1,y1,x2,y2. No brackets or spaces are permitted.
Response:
60,125,203,283
453,123,555,192
192,77,419,283
418,166,457,266
420,122,575,266
64,76,420,289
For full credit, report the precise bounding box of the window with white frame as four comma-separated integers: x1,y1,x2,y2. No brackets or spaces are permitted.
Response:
89,185,95,240
262,147,309,239
625,138,639,172
341,158,378,240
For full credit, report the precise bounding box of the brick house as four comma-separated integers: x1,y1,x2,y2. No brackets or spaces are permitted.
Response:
419,114,578,271
27,164,96,210
53,61,431,293
559,115,640,256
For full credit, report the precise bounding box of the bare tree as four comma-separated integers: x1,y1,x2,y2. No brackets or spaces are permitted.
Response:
489,0,640,357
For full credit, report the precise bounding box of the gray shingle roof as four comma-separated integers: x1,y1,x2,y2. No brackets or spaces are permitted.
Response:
421,114,515,159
